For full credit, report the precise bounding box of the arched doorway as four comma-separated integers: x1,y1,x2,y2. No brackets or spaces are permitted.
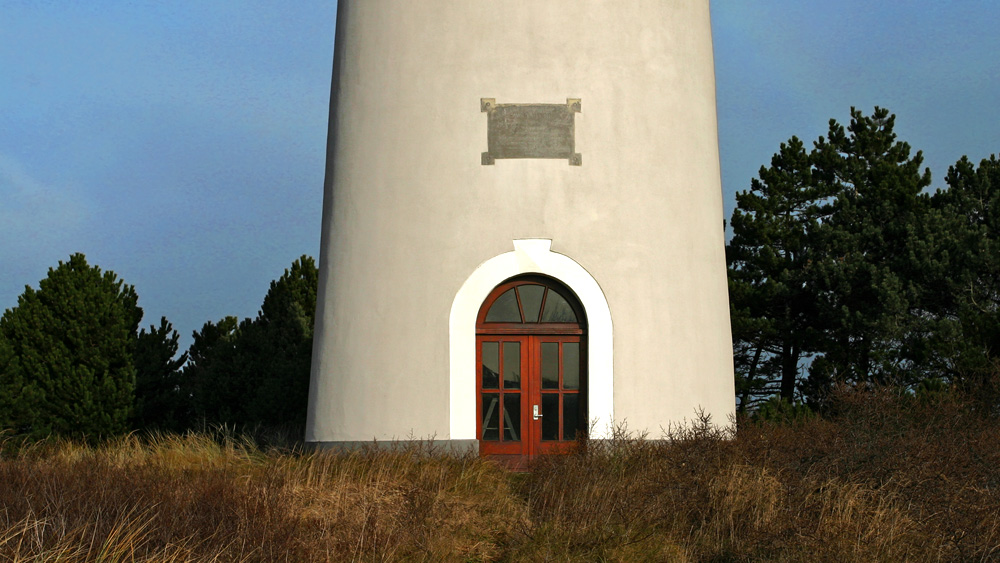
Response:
476,275,587,462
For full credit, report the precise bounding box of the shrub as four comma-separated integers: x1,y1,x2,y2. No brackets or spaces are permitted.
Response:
0,254,141,440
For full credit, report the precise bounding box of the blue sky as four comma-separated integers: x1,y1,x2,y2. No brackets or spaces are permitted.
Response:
2,1,998,351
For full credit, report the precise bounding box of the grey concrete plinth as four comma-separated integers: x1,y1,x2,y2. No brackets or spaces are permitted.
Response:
306,440,479,455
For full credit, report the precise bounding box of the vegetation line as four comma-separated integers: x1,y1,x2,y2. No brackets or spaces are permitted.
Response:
1,388,998,561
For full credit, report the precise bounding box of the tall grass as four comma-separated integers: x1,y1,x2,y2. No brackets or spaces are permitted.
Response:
2,388,999,561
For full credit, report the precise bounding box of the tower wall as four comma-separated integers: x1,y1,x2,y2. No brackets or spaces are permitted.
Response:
308,0,735,444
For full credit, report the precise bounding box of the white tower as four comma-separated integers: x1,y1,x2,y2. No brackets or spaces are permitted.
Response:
308,1,735,458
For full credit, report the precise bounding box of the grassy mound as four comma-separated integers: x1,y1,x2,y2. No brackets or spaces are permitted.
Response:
1,389,998,561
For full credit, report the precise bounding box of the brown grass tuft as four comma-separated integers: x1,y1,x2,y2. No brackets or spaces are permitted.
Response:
2,388,999,561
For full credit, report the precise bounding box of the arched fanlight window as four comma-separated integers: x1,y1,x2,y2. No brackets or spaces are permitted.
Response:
478,277,585,330
483,284,578,323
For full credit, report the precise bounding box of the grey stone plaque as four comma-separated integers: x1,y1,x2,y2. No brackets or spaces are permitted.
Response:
481,98,581,165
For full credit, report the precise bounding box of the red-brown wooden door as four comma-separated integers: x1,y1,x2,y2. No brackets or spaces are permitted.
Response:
476,277,586,463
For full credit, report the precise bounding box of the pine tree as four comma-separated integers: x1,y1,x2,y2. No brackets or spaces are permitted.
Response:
728,108,947,408
806,107,932,393
0,254,142,439
184,315,242,425
133,317,188,431
241,255,317,426
183,255,318,428
924,156,1000,388
728,137,827,407
0,334,27,431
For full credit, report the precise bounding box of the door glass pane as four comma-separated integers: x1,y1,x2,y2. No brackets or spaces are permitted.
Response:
503,342,520,389
518,285,545,323
563,394,580,440
503,393,521,442
541,394,559,440
481,393,500,441
481,342,499,389
540,290,577,322
485,289,521,322
563,343,580,390
541,342,559,389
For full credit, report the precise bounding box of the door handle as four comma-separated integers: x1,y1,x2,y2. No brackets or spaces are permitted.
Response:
533,404,542,420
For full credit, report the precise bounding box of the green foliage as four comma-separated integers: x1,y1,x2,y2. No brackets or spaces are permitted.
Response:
807,107,932,391
728,136,825,407
0,253,142,440
914,377,950,405
0,333,27,430
132,317,188,431
242,255,317,426
184,315,242,424
751,395,815,424
729,107,959,409
184,255,317,428
923,156,1000,389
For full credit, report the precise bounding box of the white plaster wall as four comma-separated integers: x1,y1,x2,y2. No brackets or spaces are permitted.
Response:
307,0,735,443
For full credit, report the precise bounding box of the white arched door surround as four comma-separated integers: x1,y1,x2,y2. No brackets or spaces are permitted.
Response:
449,239,613,440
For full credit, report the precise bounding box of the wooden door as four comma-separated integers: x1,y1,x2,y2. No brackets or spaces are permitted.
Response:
532,335,583,455
476,277,586,464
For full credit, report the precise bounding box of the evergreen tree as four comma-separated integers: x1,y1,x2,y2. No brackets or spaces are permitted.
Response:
184,315,242,425
183,255,318,428
0,254,142,439
0,334,27,431
133,317,188,431
924,156,1000,389
806,107,932,393
241,255,317,426
728,137,827,407
728,107,949,408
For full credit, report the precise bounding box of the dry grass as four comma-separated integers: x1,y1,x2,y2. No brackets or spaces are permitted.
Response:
2,389,999,562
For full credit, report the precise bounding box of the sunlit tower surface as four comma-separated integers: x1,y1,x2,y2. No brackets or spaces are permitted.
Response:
308,1,734,460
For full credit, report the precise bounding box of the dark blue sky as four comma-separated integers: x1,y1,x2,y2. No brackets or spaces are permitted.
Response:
2,1,998,350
